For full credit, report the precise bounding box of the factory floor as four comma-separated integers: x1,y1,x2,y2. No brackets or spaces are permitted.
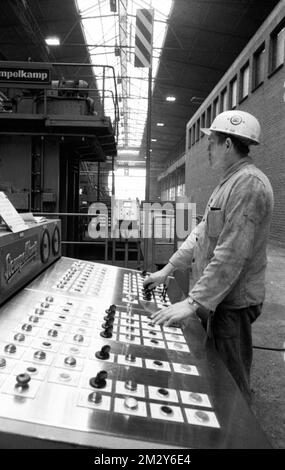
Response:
251,241,285,449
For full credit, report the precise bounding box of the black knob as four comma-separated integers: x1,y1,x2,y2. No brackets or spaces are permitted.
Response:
153,360,163,367
145,294,152,301
150,338,159,345
95,345,111,360
100,327,113,339
143,284,154,292
104,313,115,321
142,294,152,301
160,405,173,416
89,370,108,389
101,318,114,329
105,304,116,315
15,373,31,390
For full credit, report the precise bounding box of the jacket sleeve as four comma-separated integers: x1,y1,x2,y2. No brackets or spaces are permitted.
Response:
189,175,269,311
168,221,205,271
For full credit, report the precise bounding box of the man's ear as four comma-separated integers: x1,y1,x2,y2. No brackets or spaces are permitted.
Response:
225,137,232,149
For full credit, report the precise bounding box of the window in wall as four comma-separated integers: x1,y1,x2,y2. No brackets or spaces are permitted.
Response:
169,174,176,201
206,105,211,127
192,123,196,146
161,179,168,201
200,112,206,137
212,97,219,119
196,118,200,142
240,62,249,101
188,128,192,149
220,87,228,112
177,167,185,197
270,23,285,73
230,77,237,109
252,43,265,90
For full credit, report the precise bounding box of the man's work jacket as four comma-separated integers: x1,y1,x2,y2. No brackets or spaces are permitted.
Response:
169,157,274,312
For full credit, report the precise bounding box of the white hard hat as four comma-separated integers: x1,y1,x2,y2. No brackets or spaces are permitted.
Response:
201,110,261,145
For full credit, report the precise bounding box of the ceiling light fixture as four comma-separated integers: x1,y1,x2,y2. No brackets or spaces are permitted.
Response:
45,36,60,46
166,96,176,102
156,123,165,127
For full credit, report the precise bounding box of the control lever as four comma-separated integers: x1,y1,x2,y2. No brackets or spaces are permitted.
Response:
161,283,168,301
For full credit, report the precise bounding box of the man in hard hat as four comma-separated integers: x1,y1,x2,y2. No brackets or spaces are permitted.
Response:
143,110,274,403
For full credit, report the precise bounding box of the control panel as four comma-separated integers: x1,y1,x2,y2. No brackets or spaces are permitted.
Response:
0,257,270,449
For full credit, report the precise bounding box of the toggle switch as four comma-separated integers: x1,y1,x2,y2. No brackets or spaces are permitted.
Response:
125,353,136,363
125,380,137,392
88,391,102,405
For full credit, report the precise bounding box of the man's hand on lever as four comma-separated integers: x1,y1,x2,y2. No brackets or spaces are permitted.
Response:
143,264,173,291
151,298,198,327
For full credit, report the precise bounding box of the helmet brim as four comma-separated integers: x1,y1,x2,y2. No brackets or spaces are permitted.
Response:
200,127,259,145
200,127,211,136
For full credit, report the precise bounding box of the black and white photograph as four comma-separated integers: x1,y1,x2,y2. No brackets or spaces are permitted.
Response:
0,0,283,457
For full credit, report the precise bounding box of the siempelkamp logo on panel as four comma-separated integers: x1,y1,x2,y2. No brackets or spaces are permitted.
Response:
4,240,38,283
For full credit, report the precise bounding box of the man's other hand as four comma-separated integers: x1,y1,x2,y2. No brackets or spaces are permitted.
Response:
151,298,198,327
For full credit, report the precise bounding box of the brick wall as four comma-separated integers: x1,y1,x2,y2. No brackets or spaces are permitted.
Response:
185,2,285,245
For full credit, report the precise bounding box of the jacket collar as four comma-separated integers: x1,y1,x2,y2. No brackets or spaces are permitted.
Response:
220,156,254,185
